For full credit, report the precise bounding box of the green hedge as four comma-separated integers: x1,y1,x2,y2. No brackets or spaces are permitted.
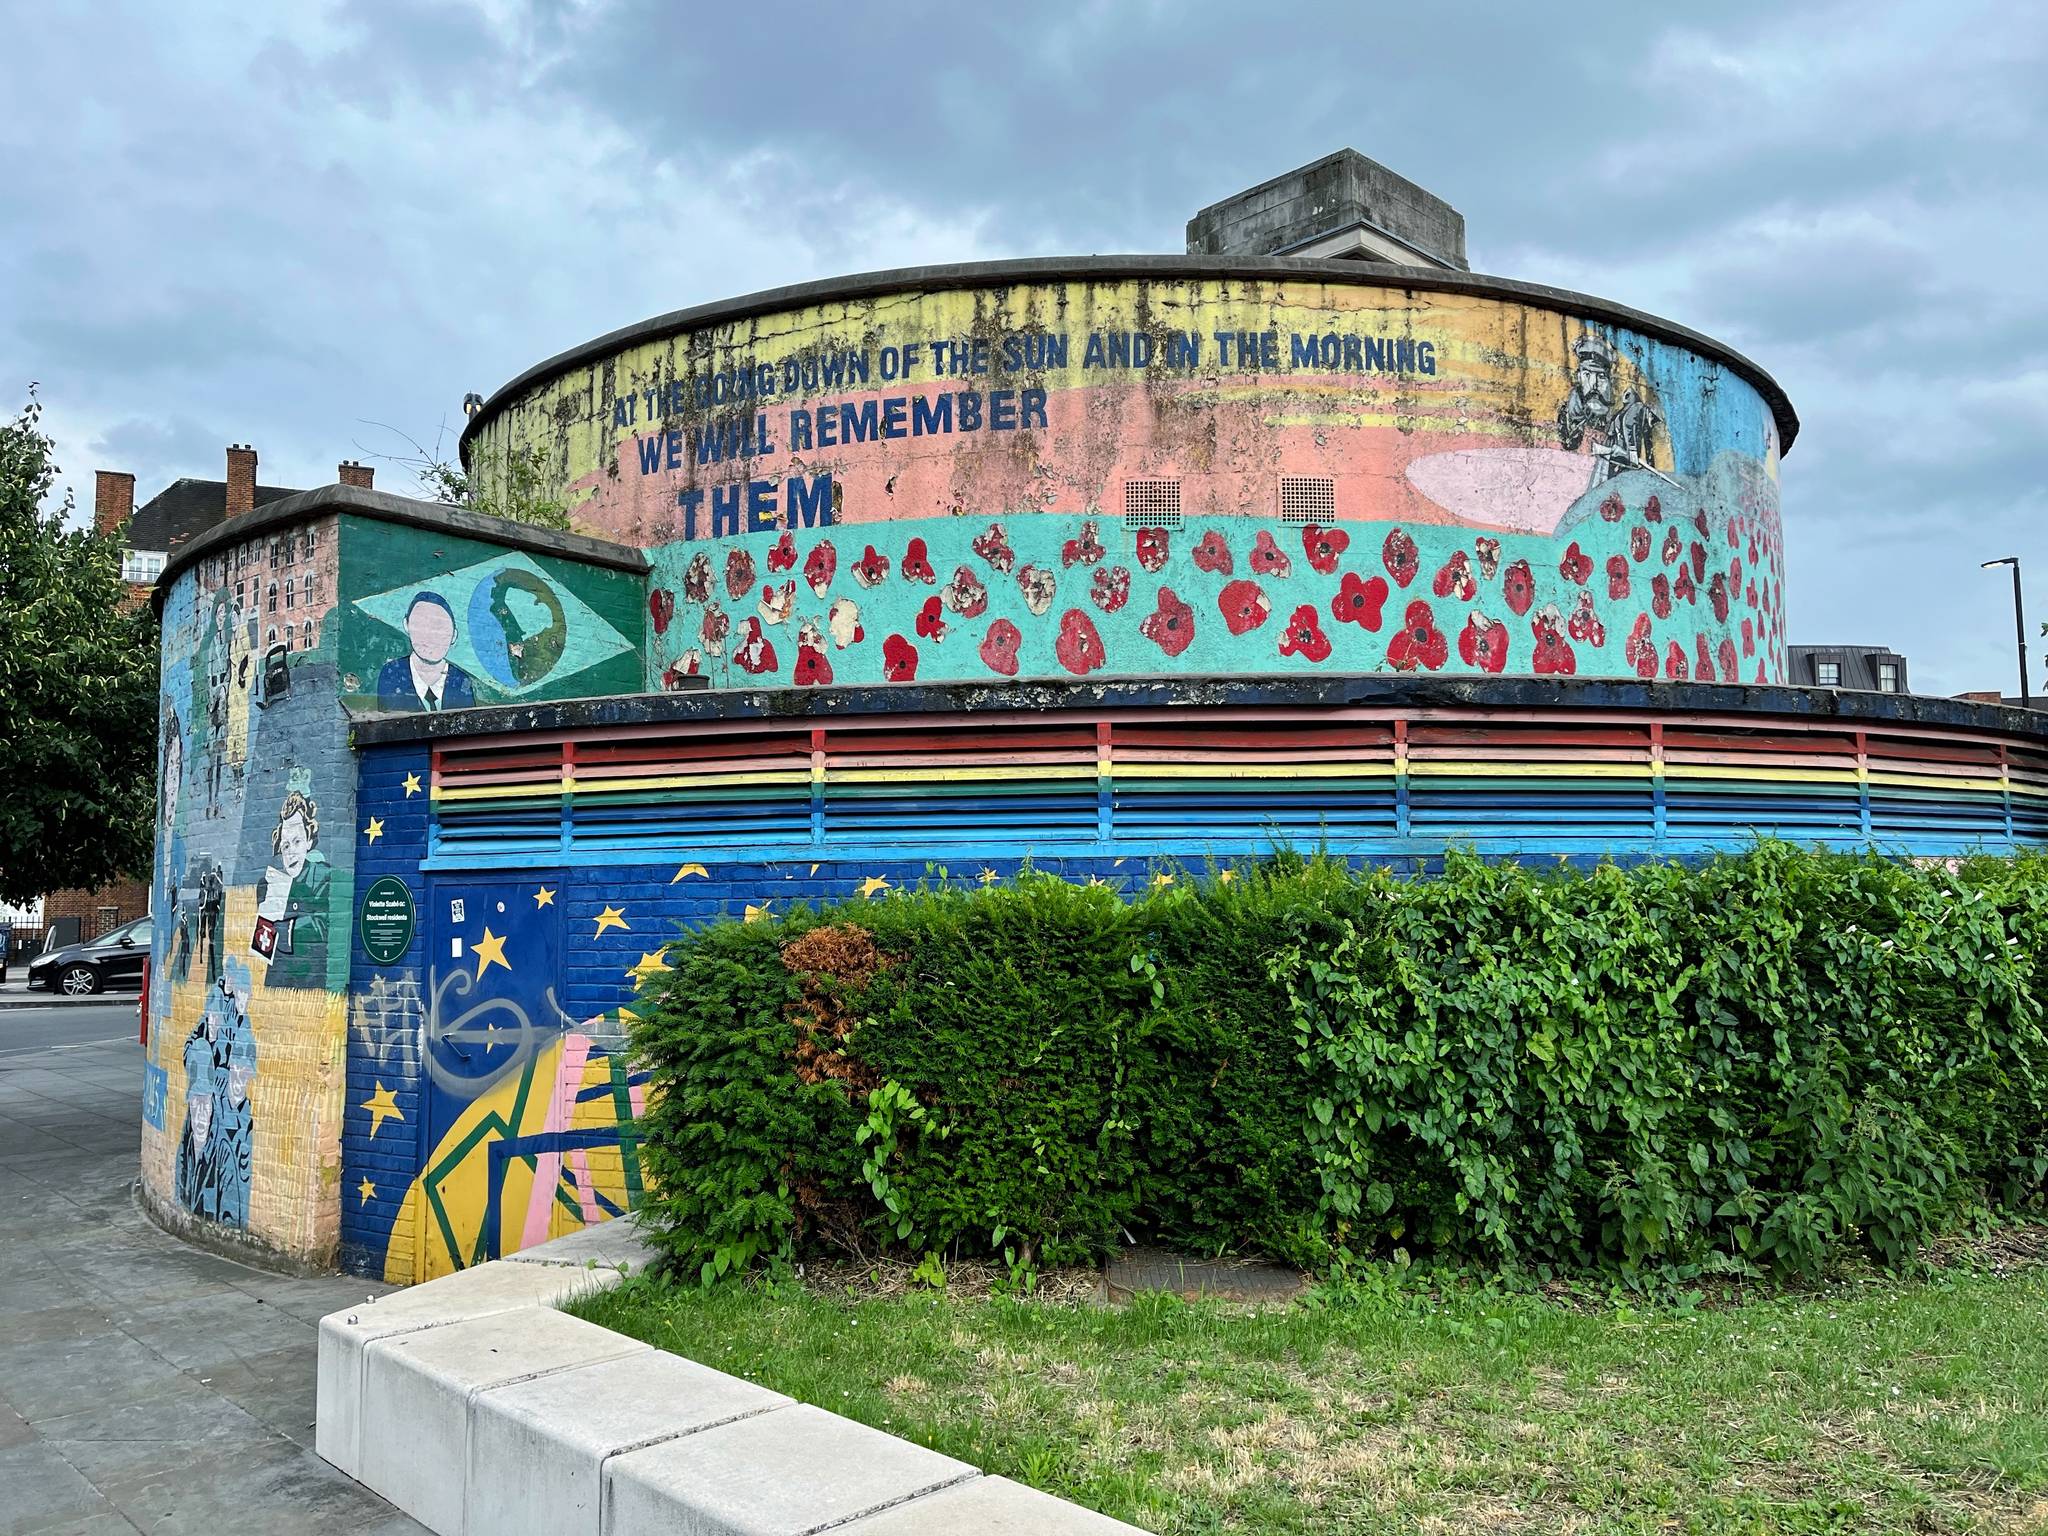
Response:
627,844,2048,1286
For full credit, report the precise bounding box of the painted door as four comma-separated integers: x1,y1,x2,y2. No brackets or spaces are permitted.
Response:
417,876,566,1277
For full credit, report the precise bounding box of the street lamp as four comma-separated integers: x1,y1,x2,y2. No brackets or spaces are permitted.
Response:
1981,557,2030,709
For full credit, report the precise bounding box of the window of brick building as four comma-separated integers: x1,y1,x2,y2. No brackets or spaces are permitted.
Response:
267,581,278,614
1878,662,1900,693
1816,661,1840,687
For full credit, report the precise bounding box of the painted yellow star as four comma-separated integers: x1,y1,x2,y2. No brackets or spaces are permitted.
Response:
628,949,670,985
616,1006,640,1024
357,1177,376,1206
978,867,999,886
1217,869,1237,884
401,772,422,798
743,901,772,924
670,863,708,884
472,926,510,979
361,1082,403,1138
857,875,891,899
533,886,555,908
1087,876,1109,889
1151,872,1176,889
593,905,629,937
363,817,385,844
808,862,820,876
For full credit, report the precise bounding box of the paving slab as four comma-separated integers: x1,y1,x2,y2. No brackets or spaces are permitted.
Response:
606,1403,978,1536
0,1031,425,1532
469,1347,790,1536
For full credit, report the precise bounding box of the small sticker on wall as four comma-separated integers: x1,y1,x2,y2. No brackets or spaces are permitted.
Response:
451,937,464,959
451,899,466,923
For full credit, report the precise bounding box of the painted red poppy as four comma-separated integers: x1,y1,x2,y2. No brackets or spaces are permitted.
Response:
1567,591,1605,646
882,633,918,681
1502,559,1535,616
1386,599,1448,671
1694,633,1716,682
735,617,777,676
793,644,832,686
1302,524,1349,575
973,522,1016,573
1458,612,1509,674
1625,613,1657,678
1473,536,1501,579
803,541,837,597
1692,508,1710,539
1530,607,1577,675
942,566,989,618
1090,564,1132,613
1741,616,1755,656
1054,608,1106,674
1645,494,1663,522
767,531,797,573
1250,530,1292,578
1673,564,1696,606
1688,542,1707,583
1136,528,1170,573
1434,549,1478,601
1600,492,1626,522
902,538,936,584
1192,530,1233,574
682,552,712,604
1278,604,1332,663
1718,637,1739,681
1729,556,1743,592
1383,528,1420,588
699,601,730,655
1708,573,1730,623
1664,640,1688,680
1016,563,1057,616
1661,527,1683,566
1630,525,1652,563
852,545,890,588
1061,520,1106,568
915,596,948,641
979,619,1021,677
1141,586,1196,657
1217,578,1271,636
1651,572,1672,620
648,588,675,636
725,548,757,600
1331,571,1389,630
1606,555,1630,600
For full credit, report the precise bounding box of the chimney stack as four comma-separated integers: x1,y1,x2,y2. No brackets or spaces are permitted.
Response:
93,470,136,538
225,444,257,517
337,460,374,490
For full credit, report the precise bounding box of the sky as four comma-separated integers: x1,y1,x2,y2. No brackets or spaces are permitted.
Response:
5,0,2045,695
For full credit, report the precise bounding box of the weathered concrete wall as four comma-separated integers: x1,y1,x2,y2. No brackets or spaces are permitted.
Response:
468,274,1784,695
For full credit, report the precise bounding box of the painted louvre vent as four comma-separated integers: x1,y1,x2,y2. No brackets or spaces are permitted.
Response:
1123,478,1182,530
1278,476,1337,525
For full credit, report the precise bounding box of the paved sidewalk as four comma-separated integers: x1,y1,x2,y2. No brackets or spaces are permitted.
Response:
0,1019,424,1534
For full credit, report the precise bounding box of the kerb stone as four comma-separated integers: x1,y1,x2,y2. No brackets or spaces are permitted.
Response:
467,1348,789,1536
837,1474,1155,1533
360,1305,645,1535
605,1402,976,1536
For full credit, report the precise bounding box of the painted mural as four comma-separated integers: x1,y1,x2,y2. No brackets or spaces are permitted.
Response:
337,524,644,713
147,516,352,1259
463,276,1787,691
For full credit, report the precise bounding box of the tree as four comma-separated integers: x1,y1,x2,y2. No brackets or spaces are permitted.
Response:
361,419,572,532
0,388,160,905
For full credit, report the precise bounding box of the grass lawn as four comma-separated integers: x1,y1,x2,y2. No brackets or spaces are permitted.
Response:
571,1242,2048,1536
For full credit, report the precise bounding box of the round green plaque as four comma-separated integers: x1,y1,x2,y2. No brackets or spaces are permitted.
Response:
359,876,416,965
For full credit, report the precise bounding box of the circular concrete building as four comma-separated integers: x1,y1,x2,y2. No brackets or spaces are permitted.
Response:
146,153,2048,1284
462,258,1793,692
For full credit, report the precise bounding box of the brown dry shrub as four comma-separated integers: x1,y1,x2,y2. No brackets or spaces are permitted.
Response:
782,923,888,1092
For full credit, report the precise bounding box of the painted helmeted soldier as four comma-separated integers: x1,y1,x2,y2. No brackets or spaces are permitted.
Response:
1557,331,1663,490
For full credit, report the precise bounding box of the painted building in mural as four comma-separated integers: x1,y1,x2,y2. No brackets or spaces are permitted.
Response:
146,159,2048,1285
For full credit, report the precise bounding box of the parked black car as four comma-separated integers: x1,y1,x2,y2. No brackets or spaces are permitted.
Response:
28,916,153,996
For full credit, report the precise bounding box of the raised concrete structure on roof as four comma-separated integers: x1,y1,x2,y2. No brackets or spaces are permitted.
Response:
1185,148,1469,268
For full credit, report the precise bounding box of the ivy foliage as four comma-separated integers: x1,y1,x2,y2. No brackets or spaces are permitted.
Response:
627,845,2048,1287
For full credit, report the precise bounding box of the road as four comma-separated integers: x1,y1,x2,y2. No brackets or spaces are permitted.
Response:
0,1014,424,1533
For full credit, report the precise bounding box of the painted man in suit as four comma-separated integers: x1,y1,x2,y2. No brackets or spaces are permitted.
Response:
376,592,476,712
